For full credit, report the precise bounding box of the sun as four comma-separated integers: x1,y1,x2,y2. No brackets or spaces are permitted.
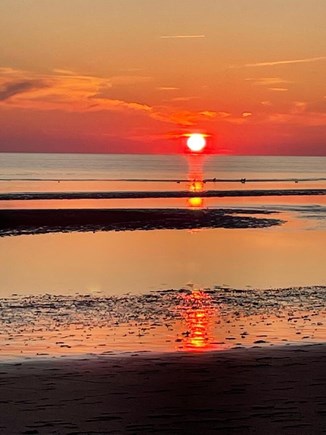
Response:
186,133,206,153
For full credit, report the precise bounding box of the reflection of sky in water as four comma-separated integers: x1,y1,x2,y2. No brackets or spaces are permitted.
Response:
0,153,325,358
1,154,326,182
0,216,326,296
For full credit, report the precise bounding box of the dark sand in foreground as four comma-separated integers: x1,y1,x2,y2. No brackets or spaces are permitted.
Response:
0,344,325,434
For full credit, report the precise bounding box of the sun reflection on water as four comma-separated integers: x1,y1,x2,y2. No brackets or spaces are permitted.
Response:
177,289,217,351
187,154,206,210
187,197,204,208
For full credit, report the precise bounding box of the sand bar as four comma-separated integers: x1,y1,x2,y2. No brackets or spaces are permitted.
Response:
0,188,325,201
0,208,283,236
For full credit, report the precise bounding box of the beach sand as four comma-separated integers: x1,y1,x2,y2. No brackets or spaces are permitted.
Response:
0,344,325,434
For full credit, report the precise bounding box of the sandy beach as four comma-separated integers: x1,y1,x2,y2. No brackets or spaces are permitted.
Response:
1,287,325,434
0,344,325,434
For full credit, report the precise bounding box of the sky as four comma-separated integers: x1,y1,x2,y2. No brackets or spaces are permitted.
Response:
0,0,325,155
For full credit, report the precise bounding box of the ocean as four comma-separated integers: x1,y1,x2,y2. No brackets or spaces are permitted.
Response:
1,152,326,181
0,153,325,357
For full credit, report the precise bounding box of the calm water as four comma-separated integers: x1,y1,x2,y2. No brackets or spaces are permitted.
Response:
1,153,326,180
0,153,325,358
0,152,325,293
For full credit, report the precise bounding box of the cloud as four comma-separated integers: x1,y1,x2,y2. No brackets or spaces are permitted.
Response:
160,35,206,39
0,66,218,129
246,77,291,92
0,67,154,114
242,101,326,127
150,109,224,126
247,77,291,86
199,110,225,119
244,56,326,67
169,96,199,102
0,66,229,128
109,75,153,86
0,80,46,101
291,101,307,114
269,87,288,92
52,69,77,76
261,101,272,106
157,87,179,91
267,111,326,126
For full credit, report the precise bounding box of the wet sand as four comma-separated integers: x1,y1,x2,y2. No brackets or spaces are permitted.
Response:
0,286,325,356
0,344,325,434
0,208,283,236
0,288,325,433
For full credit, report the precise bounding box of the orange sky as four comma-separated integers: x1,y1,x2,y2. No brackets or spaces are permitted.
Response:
0,0,325,155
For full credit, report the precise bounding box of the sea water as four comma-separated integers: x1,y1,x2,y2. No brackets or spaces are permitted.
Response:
1,153,326,181
0,153,325,356
0,152,325,295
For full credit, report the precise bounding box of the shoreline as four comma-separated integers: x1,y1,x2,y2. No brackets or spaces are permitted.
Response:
0,340,324,364
0,343,325,434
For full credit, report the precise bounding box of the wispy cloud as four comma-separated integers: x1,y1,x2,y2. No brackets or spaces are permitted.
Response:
160,35,206,39
0,66,226,128
169,96,199,102
0,80,47,101
239,101,326,127
269,87,288,92
157,87,179,91
267,111,326,126
150,109,229,126
0,67,153,114
291,101,307,114
246,77,291,86
52,69,77,76
109,75,153,86
245,77,291,93
245,56,326,67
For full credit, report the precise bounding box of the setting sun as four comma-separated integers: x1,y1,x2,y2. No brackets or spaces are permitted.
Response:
186,134,206,153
